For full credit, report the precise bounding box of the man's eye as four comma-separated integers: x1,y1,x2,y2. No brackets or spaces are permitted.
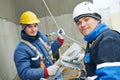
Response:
84,18,89,22
77,21,81,25
27,26,31,28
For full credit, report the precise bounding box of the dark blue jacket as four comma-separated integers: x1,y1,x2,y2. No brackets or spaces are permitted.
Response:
14,31,62,80
84,23,120,80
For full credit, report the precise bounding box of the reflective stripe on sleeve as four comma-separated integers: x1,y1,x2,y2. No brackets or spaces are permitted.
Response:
87,75,97,80
97,62,120,69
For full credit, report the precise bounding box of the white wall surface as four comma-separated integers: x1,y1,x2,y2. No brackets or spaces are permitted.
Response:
0,18,19,80
93,0,120,32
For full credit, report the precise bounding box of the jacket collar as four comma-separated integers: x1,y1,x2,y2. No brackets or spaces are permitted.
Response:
84,23,109,42
21,30,40,42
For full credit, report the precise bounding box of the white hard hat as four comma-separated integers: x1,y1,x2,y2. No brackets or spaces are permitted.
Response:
73,1,101,23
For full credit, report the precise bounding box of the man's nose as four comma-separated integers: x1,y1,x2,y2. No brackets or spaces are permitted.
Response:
81,21,86,27
32,26,36,31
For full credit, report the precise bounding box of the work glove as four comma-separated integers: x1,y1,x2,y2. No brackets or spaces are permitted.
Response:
47,65,59,76
57,28,65,39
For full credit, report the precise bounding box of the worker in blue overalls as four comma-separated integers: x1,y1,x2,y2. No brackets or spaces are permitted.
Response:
73,1,120,80
14,11,65,80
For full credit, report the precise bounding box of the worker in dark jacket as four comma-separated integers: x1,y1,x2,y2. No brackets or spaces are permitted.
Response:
73,1,120,80
14,11,65,80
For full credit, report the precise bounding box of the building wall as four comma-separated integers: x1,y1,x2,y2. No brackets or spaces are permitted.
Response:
93,0,120,32
110,0,120,32
0,0,17,23
0,0,19,80
0,19,19,80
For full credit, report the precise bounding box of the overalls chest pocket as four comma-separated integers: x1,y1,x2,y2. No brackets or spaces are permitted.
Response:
84,52,90,63
30,55,40,68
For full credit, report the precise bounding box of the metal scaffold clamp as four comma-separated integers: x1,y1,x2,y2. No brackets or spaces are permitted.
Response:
46,43,85,80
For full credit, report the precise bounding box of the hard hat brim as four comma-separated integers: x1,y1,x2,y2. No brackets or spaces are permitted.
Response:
74,13,101,23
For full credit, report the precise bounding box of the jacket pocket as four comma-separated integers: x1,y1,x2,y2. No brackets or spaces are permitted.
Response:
31,55,40,67
31,55,39,60
84,53,90,63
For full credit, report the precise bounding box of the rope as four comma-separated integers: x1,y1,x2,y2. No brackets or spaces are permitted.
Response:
42,0,85,47
42,0,59,29
64,35,85,47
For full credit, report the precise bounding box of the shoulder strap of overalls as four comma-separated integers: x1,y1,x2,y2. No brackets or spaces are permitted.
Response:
39,38,54,60
21,40,45,68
